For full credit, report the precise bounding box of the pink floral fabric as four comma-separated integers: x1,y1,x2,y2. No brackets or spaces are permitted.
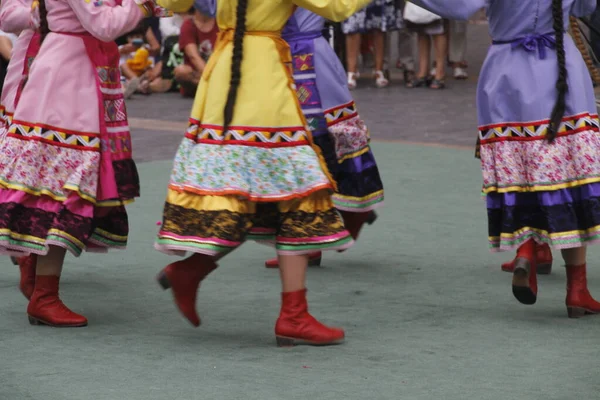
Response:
0,135,100,200
480,128,600,192
328,115,370,160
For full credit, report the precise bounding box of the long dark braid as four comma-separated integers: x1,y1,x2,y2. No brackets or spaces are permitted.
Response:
548,0,567,143
38,0,50,43
222,0,248,133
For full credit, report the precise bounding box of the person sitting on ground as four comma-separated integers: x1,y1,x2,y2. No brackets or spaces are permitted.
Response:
0,30,15,93
147,11,187,93
174,1,217,97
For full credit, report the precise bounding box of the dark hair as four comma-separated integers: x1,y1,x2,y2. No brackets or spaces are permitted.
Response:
38,0,50,43
222,0,248,133
548,0,567,143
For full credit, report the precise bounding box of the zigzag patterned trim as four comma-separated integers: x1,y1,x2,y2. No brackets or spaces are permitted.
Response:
0,106,12,129
324,101,358,126
185,121,309,145
479,113,600,141
8,121,101,150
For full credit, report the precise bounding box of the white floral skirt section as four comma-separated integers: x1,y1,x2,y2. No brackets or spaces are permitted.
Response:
168,138,333,201
342,0,402,34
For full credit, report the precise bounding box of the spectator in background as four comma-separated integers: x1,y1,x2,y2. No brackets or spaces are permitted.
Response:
590,6,600,64
174,2,217,97
404,3,448,89
119,24,155,97
0,30,15,63
448,20,468,79
392,0,417,87
343,0,401,89
148,12,187,94
0,31,15,92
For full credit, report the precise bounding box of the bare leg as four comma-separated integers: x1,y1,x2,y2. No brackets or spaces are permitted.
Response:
433,33,449,81
149,78,173,93
278,254,308,292
373,31,386,72
36,245,66,276
345,33,361,73
174,64,200,87
562,247,586,266
416,34,431,79
0,36,12,61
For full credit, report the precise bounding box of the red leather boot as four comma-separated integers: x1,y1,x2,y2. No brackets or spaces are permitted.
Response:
157,254,218,327
535,243,553,274
511,239,538,305
565,264,600,318
502,242,553,275
264,252,322,269
27,275,88,327
275,289,345,347
338,210,377,240
18,255,37,300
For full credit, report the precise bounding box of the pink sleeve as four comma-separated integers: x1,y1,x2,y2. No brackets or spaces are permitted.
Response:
66,0,144,42
0,0,32,33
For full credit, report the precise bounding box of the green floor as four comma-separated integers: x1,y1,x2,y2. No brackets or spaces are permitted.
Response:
1,143,600,400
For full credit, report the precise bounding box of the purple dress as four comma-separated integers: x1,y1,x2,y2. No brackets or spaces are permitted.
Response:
413,0,599,251
283,8,384,212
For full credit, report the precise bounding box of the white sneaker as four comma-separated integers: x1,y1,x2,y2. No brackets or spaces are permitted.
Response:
374,70,389,88
347,72,360,90
453,67,468,80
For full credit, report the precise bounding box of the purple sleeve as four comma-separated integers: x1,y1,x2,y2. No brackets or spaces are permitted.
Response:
410,0,488,20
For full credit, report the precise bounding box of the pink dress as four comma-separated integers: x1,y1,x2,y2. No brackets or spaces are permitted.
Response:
0,0,37,133
0,0,144,257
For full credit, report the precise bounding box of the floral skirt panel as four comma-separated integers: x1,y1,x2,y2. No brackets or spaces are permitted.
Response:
480,112,600,251
342,0,402,34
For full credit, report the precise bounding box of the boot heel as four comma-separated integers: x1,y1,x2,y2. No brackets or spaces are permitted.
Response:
367,211,378,225
537,263,552,275
276,336,295,347
157,271,171,290
28,315,42,326
512,258,537,305
308,256,322,267
567,307,587,318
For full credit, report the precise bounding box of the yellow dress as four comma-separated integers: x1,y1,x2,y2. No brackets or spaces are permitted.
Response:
155,0,371,257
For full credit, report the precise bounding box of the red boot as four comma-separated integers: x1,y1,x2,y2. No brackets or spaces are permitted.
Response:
502,242,553,275
157,254,217,327
275,289,345,346
511,239,538,305
535,243,553,274
27,275,88,327
338,210,377,240
264,252,322,269
565,264,600,318
18,255,37,300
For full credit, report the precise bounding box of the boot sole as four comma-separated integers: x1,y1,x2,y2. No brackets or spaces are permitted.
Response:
512,258,537,305
567,307,600,318
157,271,171,290
367,211,378,225
276,336,345,347
28,315,88,327
265,256,323,269
502,263,552,275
